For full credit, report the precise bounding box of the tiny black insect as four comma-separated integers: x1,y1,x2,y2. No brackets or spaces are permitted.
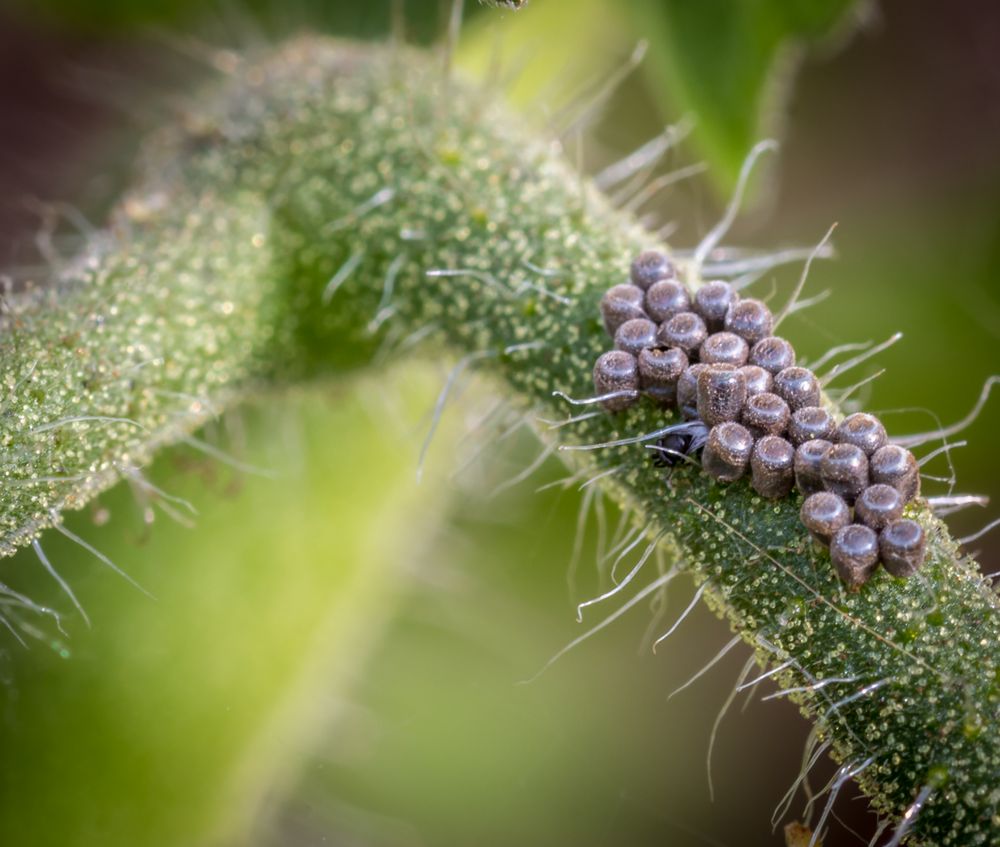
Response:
650,421,709,468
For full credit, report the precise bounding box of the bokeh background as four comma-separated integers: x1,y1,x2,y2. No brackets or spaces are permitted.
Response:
0,1,998,845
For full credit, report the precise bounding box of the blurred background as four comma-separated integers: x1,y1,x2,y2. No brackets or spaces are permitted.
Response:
0,1,998,845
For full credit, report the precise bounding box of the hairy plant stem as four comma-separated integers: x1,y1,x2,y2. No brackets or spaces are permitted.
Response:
0,37,996,844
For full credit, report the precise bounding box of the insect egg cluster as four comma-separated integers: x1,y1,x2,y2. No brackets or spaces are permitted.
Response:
592,249,926,588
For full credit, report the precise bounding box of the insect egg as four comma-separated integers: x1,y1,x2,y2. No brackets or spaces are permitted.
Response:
855,483,905,531
696,365,746,426
614,317,658,357
738,364,773,396
657,311,708,357
677,363,708,420
773,366,821,411
742,392,791,438
748,336,796,375
724,298,774,345
879,519,927,577
645,279,691,323
702,421,754,483
637,346,687,405
835,412,888,457
699,331,749,367
599,250,927,586
592,350,640,412
693,280,737,332
788,406,836,446
750,435,796,498
600,283,647,336
800,491,851,545
830,524,880,589
630,249,676,290
820,443,870,505
794,439,832,495
870,444,920,501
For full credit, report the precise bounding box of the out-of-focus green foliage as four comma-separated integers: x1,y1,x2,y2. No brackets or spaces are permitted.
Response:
459,0,863,191
458,0,636,115
280,437,783,847
15,0,863,195
0,374,456,847
2,2,999,846
629,0,864,188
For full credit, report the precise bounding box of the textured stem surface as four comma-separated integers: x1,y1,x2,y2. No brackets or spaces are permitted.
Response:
1,37,997,844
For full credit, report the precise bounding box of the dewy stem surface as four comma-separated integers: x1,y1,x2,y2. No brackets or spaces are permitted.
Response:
0,37,996,845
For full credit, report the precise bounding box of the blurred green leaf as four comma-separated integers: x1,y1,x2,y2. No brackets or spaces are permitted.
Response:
458,0,637,115
629,0,865,190
0,369,455,847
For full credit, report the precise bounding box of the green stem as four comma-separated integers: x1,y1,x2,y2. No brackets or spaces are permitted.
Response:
1,37,996,845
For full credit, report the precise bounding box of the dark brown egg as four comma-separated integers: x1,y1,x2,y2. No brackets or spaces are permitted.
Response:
855,484,905,531
696,365,747,426
800,491,850,545
788,406,836,447
835,413,888,457
702,422,754,483
600,283,647,337
742,392,791,439
724,298,774,345
677,363,709,420
870,444,920,502
738,364,773,397
658,312,708,358
592,350,640,412
699,332,750,367
750,435,796,498
773,367,821,412
693,280,737,332
645,279,691,323
630,249,676,290
748,336,796,375
830,524,880,589
820,443,870,505
637,346,688,406
614,317,658,357
879,519,927,577
794,439,832,496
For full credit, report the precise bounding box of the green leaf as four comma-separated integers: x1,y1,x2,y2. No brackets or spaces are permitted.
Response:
458,0,638,115
629,0,866,190
0,374,456,847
